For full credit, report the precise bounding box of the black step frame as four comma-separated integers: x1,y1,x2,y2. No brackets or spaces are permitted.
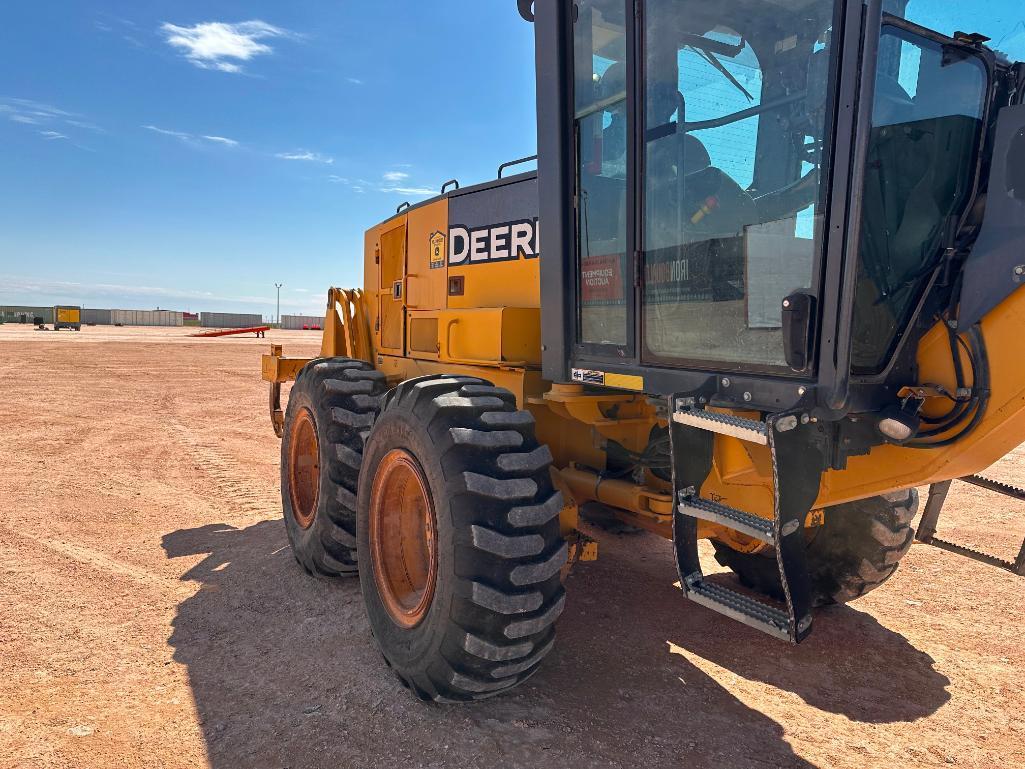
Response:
669,397,826,642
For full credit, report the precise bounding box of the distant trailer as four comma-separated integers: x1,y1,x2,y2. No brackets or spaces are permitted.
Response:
200,312,263,329
110,309,184,327
53,306,82,331
280,314,323,331
81,308,112,326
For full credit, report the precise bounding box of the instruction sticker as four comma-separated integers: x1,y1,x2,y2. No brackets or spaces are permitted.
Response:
429,231,447,269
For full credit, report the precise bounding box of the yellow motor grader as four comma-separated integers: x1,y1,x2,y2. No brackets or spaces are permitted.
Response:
263,0,1025,701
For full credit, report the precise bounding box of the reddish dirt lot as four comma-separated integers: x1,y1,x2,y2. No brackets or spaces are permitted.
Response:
1,324,1022,769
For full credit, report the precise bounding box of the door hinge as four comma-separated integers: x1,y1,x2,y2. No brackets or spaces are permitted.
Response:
633,251,643,288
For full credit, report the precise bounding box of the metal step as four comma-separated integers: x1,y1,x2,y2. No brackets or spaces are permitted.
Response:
923,536,1024,573
684,577,792,641
672,408,768,445
962,475,1025,501
678,494,775,544
919,477,1025,576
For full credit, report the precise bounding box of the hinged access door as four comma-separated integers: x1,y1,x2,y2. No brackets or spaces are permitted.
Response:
377,220,407,356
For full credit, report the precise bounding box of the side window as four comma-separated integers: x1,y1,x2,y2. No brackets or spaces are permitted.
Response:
574,0,629,348
641,0,836,369
851,26,987,373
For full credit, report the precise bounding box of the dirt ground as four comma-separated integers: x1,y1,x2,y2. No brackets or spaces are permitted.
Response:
1,323,1023,769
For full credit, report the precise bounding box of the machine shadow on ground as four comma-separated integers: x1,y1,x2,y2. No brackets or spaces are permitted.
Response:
162,520,949,769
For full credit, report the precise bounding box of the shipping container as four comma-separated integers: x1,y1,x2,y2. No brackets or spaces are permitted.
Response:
81,308,112,325
1,306,53,324
111,309,184,327
200,312,264,328
280,314,323,330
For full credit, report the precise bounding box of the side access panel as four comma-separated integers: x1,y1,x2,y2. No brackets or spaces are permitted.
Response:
405,199,450,360
373,218,407,356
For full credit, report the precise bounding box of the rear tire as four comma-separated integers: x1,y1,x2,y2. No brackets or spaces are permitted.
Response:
357,375,567,702
281,358,386,577
712,489,919,606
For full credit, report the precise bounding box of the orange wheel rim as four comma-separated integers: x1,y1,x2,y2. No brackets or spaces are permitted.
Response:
287,408,320,530
369,449,438,628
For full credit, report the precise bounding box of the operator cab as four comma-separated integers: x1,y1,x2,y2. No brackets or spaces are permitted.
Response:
528,0,1024,421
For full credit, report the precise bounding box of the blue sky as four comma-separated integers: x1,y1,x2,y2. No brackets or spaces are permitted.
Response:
2,2,1023,318
0,1,536,316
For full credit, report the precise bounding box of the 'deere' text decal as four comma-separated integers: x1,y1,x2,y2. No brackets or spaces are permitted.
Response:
448,219,540,266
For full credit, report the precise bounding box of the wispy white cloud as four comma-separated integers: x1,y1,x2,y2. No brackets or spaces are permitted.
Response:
329,170,437,198
95,15,143,47
160,20,293,74
64,118,105,133
143,125,241,150
144,124,192,140
275,149,334,164
202,135,238,147
377,169,436,196
1,97,100,148
346,77,364,85
381,185,437,196
1,98,69,126
1,97,72,118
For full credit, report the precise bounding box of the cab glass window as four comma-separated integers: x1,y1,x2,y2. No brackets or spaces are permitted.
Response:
574,0,630,348
641,0,839,369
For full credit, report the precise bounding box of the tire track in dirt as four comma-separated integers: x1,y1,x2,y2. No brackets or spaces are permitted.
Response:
1,527,187,595
163,396,280,519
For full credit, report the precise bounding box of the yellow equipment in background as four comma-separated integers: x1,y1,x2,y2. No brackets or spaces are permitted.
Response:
262,0,1025,702
53,306,81,332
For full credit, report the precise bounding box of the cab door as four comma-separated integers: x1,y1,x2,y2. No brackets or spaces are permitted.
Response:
377,218,407,356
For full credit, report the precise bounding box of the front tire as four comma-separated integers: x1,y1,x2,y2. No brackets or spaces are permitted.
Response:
281,358,386,577
357,376,567,702
713,489,919,606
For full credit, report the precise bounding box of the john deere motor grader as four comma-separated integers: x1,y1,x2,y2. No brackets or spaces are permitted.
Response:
263,0,1025,701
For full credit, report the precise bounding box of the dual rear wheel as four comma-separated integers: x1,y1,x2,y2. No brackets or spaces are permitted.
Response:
282,366,566,701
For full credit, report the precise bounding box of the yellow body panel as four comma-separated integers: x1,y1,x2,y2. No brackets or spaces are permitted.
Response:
447,253,540,310
406,200,449,312
55,307,80,324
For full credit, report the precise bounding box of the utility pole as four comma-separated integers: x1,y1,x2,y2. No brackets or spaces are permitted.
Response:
274,283,283,326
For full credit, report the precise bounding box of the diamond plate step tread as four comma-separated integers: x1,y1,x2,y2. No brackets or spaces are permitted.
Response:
686,580,792,641
678,495,774,543
672,409,768,445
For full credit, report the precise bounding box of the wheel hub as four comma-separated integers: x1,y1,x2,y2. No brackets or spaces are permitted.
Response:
369,449,439,628
287,408,320,530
